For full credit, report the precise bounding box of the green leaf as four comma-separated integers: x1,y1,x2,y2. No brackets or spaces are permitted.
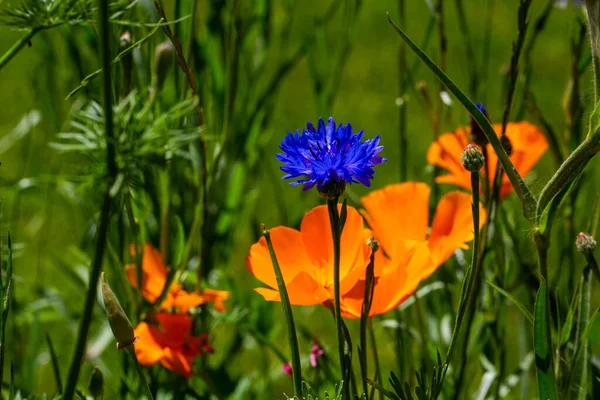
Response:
46,333,63,394
487,280,534,325
171,215,185,269
386,13,536,219
533,277,558,400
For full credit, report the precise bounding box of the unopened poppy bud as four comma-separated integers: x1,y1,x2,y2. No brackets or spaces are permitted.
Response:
500,135,513,156
88,366,104,397
120,32,132,95
470,102,490,147
367,236,380,252
101,273,137,350
576,232,597,254
461,144,485,172
153,41,174,92
318,180,346,200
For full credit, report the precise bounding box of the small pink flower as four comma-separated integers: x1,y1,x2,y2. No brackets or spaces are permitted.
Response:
282,362,292,376
310,344,324,368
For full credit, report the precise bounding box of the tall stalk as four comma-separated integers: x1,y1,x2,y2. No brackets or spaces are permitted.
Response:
327,198,349,398
63,0,117,397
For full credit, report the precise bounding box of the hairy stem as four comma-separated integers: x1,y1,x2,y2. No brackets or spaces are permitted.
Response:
0,28,38,72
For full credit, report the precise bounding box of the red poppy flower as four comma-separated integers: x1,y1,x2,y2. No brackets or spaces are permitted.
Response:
134,313,213,378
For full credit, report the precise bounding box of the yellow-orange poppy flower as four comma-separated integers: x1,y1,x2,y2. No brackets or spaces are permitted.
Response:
245,205,371,305
340,182,486,318
134,313,213,378
427,122,548,198
125,242,230,312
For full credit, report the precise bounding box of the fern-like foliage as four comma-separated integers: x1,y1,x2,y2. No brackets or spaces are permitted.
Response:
51,90,201,202
285,381,344,400
0,0,129,30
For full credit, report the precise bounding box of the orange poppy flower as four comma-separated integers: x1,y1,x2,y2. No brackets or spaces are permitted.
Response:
134,313,213,378
245,205,371,306
340,182,486,318
427,122,548,198
125,242,229,312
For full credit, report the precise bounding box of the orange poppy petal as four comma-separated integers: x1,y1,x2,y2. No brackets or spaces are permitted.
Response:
300,205,370,283
427,128,470,176
254,271,331,306
133,322,165,366
199,288,230,312
167,291,208,312
246,226,316,290
361,183,430,257
428,191,487,268
125,243,168,302
340,241,433,318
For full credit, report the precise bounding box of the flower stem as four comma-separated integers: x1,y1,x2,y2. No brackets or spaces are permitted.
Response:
327,198,349,397
127,347,154,400
63,0,116,397
359,248,376,398
262,227,303,396
0,28,38,72
436,170,480,395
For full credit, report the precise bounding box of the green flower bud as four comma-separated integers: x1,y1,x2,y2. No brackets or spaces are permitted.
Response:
366,236,380,252
153,40,175,93
101,273,136,350
576,232,597,254
318,180,346,200
88,366,104,398
461,144,485,172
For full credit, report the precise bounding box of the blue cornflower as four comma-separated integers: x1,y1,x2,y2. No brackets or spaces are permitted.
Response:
470,102,490,147
277,117,386,197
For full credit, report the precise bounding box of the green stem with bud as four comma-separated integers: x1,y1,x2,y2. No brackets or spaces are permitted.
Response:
435,167,481,397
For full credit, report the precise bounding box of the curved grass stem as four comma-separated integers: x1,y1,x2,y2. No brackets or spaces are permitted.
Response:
127,347,154,400
63,0,117,396
262,226,303,396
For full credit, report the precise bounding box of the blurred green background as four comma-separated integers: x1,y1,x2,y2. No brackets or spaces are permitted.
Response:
0,0,598,398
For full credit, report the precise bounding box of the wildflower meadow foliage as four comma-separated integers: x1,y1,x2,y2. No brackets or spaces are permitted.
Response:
0,1,600,399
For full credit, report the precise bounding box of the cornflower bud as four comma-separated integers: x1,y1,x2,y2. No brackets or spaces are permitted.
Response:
101,273,137,350
470,103,490,147
576,232,597,254
461,144,485,172
88,366,104,398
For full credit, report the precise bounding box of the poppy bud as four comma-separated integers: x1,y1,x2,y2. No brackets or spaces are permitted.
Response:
366,236,380,252
88,366,104,398
153,41,175,93
576,232,597,254
120,32,132,95
101,273,137,350
318,180,346,200
470,103,490,147
461,144,485,172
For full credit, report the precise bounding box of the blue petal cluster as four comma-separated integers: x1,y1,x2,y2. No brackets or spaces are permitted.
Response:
276,117,386,191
